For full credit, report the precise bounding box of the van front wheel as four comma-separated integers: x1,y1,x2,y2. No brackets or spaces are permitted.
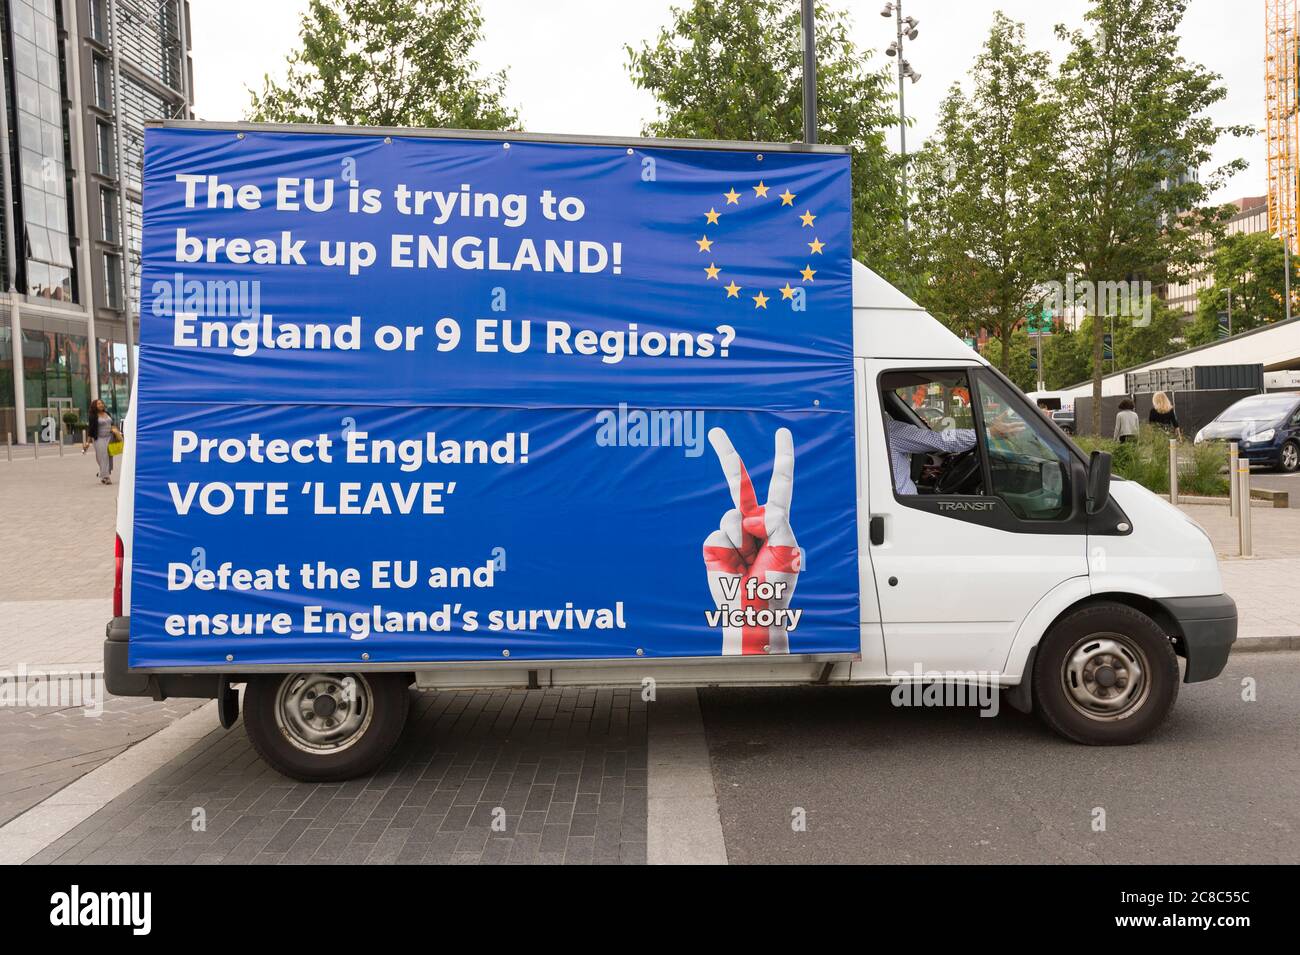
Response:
1033,603,1179,745
243,672,410,781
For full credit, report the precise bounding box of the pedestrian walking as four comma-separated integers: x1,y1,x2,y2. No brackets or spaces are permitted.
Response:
1114,398,1140,444
1148,390,1181,438
82,399,121,484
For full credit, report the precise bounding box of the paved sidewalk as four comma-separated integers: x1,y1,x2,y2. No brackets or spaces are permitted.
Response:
0,455,205,826
1179,501,1300,560
1,454,118,603
1179,503,1300,646
1,598,112,669
1218,559,1300,644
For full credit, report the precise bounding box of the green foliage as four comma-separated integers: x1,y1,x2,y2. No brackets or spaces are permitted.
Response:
1075,429,1228,497
1050,0,1248,433
248,0,518,130
626,0,903,284
1186,232,1299,345
910,14,1060,372
1042,323,1092,390
981,329,1037,392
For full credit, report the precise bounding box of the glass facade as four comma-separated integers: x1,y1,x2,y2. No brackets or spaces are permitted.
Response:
10,0,75,302
0,0,189,442
116,0,184,92
95,330,129,416
0,316,14,440
0,313,90,441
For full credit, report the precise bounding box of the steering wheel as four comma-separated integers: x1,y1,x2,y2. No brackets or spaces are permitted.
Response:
933,449,981,495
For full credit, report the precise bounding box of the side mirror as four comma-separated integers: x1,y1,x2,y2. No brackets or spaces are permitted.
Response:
1086,450,1112,515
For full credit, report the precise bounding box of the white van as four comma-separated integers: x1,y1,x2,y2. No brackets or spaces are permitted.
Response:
104,261,1236,780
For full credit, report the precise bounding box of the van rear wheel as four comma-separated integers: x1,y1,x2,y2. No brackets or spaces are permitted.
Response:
243,672,410,781
1033,603,1179,745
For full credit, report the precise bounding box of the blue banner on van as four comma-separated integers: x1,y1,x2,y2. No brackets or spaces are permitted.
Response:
129,126,859,666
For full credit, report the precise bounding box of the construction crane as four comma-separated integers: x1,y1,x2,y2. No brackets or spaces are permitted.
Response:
1266,0,1299,256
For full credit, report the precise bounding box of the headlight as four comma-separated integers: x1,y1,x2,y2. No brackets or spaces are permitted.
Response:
1247,429,1275,444
1194,428,1205,444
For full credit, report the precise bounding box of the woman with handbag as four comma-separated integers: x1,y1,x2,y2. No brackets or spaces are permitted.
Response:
81,398,122,485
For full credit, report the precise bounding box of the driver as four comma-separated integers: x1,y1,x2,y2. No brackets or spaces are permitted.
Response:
885,415,1022,494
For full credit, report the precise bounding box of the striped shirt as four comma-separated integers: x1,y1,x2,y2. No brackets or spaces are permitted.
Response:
885,417,978,494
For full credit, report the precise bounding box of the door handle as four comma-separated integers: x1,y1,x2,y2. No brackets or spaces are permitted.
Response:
869,515,885,546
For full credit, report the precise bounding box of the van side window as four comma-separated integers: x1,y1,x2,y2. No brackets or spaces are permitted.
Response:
974,371,1071,520
879,371,984,497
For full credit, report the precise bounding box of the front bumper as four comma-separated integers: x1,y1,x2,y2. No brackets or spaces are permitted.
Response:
1154,595,1237,683
1237,444,1281,465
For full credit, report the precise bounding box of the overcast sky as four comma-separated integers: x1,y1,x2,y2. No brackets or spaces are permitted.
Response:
189,0,1264,204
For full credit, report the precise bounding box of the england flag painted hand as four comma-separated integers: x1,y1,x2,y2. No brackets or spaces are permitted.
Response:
703,427,802,655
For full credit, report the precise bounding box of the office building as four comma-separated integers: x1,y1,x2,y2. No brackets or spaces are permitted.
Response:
0,0,192,443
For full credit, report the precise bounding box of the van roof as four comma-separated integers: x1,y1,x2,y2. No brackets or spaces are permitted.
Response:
852,260,985,364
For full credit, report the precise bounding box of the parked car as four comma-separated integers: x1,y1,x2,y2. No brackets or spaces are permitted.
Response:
1194,392,1300,472
1051,407,1075,434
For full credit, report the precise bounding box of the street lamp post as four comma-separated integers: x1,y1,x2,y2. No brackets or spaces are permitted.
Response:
881,2,921,235
801,0,817,144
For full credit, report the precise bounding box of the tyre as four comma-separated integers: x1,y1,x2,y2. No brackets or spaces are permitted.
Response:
1032,602,1179,745
1280,440,1299,473
243,672,410,781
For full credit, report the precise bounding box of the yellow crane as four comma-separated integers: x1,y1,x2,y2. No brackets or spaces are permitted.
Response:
1267,0,1299,254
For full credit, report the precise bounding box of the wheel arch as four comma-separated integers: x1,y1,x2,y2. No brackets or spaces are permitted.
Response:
1003,582,1185,682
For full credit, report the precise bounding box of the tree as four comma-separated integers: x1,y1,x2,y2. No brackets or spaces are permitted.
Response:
983,329,1036,392
1114,296,1184,366
909,14,1059,373
1051,0,1248,434
248,0,518,130
626,0,904,284
1043,323,1092,389
1186,232,1299,344
908,99,996,343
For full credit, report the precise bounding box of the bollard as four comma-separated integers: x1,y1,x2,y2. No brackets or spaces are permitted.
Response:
1168,438,1179,505
1228,442,1239,517
1237,462,1253,557
32,431,38,460
5,432,10,462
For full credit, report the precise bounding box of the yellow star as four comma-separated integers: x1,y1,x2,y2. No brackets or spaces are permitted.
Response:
800,210,816,227
779,189,796,206
724,188,741,205
779,283,796,300
800,265,816,282
753,291,769,309
753,181,770,198
704,207,720,225
696,235,713,252
724,280,742,298
704,263,721,280
808,237,825,254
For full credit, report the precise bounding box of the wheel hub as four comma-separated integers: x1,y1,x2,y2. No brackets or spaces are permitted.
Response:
276,674,372,754
1062,635,1149,720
